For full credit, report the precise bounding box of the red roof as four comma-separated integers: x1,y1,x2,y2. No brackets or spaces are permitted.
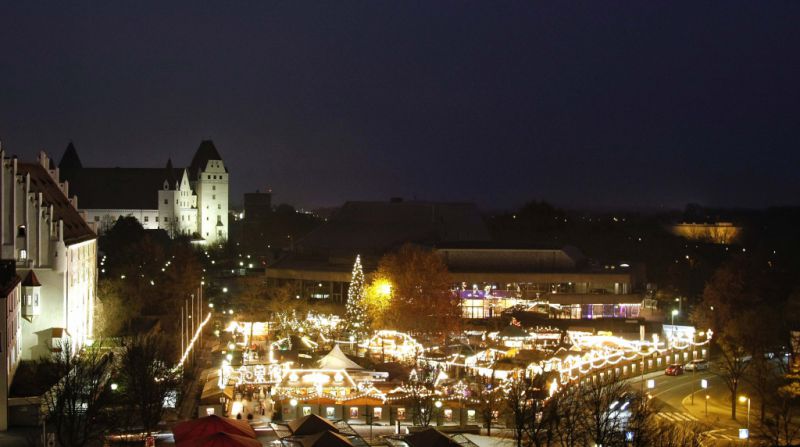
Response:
172,415,256,443
22,270,41,287
176,432,261,447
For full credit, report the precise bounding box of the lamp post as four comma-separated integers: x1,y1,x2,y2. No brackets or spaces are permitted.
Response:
435,400,443,426
705,395,709,417
671,309,679,325
739,395,751,446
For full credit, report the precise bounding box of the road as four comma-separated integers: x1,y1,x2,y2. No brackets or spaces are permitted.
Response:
628,368,754,445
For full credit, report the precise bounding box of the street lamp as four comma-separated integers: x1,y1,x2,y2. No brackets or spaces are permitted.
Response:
739,395,751,445
671,309,679,325
435,401,443,426
705,395,710,417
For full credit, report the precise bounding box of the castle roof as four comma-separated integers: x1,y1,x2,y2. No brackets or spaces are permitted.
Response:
164,158,179,189
16,162,96,245
188,139,226,180
58,142,83,170
62,167,170,210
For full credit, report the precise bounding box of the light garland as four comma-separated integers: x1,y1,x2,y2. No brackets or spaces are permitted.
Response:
174,311,211,371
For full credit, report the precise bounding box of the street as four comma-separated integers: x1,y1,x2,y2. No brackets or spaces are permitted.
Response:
628,368,756,445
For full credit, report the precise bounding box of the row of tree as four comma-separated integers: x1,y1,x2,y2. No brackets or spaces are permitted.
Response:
35,336,179,447
693,254,800,445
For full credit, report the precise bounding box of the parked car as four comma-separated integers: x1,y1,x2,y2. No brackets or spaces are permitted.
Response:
665,364,684,376
684,359,710,371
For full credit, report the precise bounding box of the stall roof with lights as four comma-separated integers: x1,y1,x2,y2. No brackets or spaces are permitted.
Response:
318,344,364,370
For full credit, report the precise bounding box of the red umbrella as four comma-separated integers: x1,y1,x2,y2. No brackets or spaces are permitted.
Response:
173,415,257,443
177,432,262,447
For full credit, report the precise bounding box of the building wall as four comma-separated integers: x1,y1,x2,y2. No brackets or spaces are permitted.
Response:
85,209,159,233
0,285,21,431
194,159,228,244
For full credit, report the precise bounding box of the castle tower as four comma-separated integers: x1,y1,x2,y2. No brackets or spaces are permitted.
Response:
188,140,228,244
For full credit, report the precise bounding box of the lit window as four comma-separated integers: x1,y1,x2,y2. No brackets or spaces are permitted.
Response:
19,249,27,260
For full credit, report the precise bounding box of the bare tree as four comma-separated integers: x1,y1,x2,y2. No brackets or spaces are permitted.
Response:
38,341,115,447
578,372,628,447
119,334,180,436
504,373,552,447
549,381,585,447
476,371,502,437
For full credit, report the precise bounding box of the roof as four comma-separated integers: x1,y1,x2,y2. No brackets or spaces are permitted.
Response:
287,414,340,436
58,142,83,170
22,270,41,287
318,345,364,370
404,428,461,447
61,167,167,210
16,163,96,245
300,430,355,447
188,140,226,180
177,432,261,447
165,158,179,189
172,414,257,443
497,325,529,339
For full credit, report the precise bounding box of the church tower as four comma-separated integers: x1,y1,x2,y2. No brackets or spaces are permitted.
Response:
188,140,228,244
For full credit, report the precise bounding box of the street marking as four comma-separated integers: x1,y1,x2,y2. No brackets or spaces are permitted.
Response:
656,412,699,422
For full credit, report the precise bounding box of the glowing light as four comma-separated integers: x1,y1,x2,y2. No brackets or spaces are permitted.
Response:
173,312,212,371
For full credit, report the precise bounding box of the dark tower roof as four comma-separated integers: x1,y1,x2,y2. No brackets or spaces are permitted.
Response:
58,142,83,171
188,140,226,180
22,270,41,287
164,158,178,189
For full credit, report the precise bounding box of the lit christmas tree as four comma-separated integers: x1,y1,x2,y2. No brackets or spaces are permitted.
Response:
345,255,369,342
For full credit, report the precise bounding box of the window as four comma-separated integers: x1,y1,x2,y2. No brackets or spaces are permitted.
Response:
326,407,335,418
144,216,149,222
207,175,211,180
94,216,100,222
212,195,216,200
397,408,406,420
164,199,168,205
349,407,359,419
212,185,216,191
218,204,221,209
19,249,27,260
373,407,382,419
17,225,26,237
155,217,159,222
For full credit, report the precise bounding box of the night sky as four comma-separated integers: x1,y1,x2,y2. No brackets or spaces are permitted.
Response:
1,2,799,210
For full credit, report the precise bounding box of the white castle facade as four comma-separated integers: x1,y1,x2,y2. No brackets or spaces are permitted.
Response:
59,140,229,244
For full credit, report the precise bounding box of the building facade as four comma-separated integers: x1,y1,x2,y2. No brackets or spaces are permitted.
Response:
0,261,21,431
59,140,229,244
0,149,99,430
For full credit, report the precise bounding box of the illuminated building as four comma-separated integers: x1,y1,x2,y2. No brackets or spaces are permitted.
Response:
0,150,98,430
0,261,21,430
58,140,229,243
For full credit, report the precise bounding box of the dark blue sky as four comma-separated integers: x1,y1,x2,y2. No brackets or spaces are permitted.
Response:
1,2,798,210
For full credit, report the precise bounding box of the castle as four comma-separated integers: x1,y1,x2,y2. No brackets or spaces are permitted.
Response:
59,140,229,244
